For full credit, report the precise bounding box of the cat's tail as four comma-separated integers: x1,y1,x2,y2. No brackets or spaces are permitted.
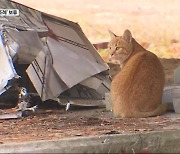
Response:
133,103,169,118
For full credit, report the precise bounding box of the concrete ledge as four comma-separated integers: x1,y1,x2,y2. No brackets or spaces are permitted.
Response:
0,130,180,153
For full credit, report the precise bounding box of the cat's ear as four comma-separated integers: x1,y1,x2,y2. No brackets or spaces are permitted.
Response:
108,30,117,39
122,29,132,43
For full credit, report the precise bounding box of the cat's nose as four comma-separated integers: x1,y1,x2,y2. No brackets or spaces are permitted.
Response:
109,54,114,60
110,52,115,57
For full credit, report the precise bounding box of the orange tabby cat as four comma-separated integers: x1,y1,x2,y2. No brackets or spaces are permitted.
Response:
108,29,168,118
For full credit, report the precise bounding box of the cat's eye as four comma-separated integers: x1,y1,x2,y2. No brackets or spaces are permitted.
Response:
115,47,120,50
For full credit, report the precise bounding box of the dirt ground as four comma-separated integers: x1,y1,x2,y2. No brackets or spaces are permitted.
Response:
0,103,180,144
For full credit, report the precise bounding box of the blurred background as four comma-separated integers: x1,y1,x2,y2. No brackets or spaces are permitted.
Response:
13,0,180,60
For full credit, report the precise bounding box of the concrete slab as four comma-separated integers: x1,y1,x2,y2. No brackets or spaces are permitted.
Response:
0,129,180,153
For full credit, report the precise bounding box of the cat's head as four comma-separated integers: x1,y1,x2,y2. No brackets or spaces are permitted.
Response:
108,29,133,65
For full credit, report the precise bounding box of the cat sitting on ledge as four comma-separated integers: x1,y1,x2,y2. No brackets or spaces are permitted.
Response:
108,29,168,118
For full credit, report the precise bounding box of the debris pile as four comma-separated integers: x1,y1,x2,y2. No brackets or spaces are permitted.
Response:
0,0,110,118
